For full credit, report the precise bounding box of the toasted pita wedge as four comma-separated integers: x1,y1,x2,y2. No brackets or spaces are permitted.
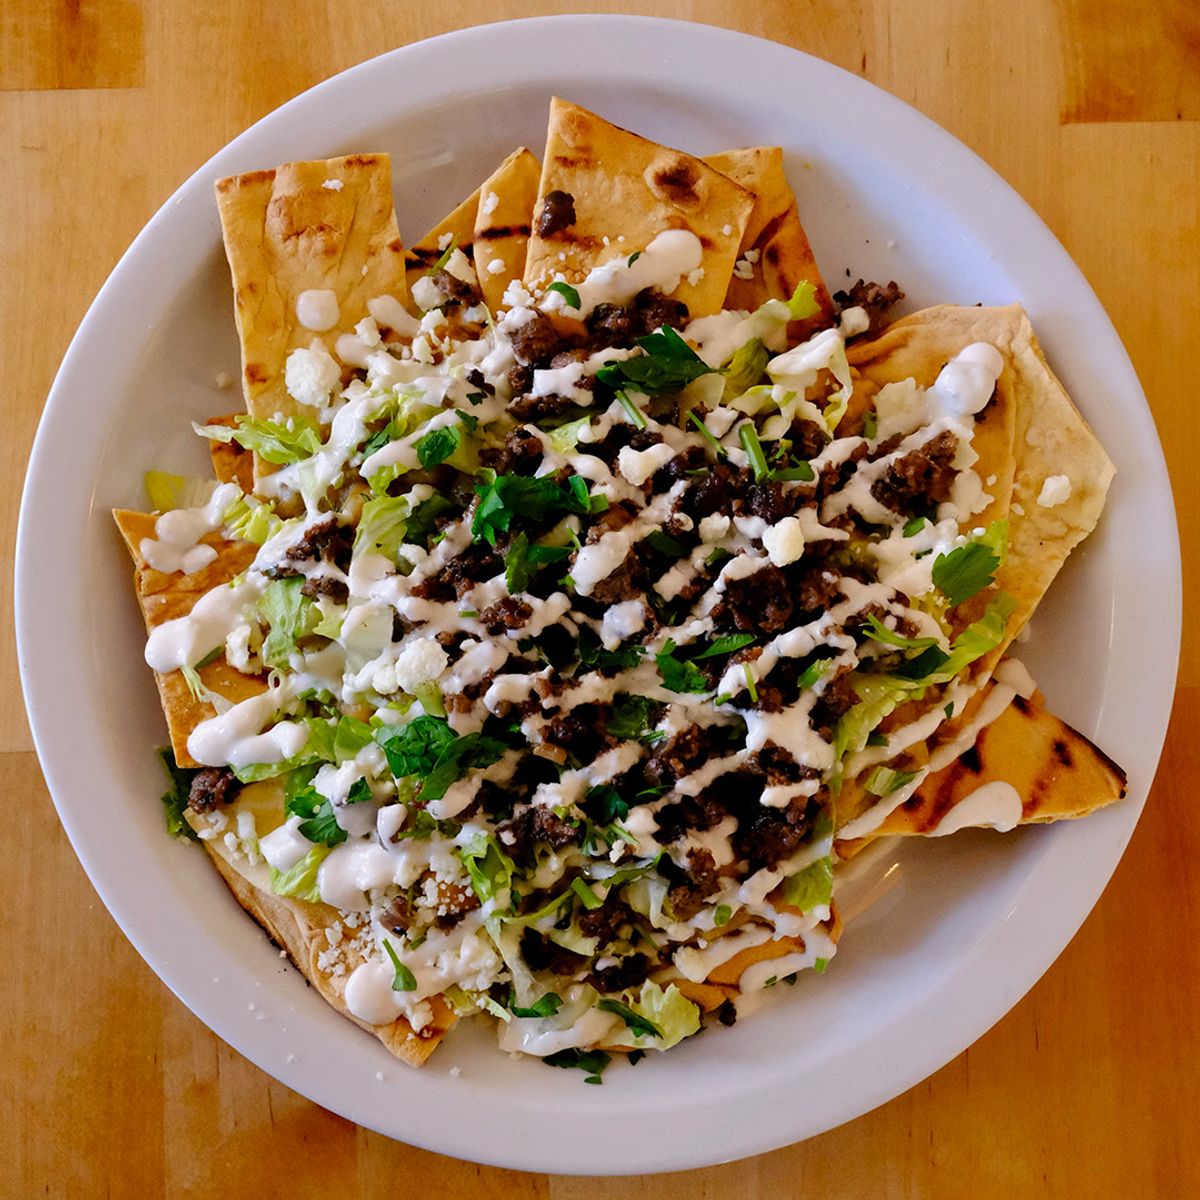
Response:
473,148,541,312
192,781,454,1064
404,187,480,297
114,510,264,767
215,154,408,484
835,305,1114,831
524,98,754,317
703,146,834,334
205,414,254,490
836,689,1127,857
847,304,1113,653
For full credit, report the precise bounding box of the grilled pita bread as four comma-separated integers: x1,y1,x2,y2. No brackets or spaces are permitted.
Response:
404,187,480,296
190,780,455,1065
835,689,1127,857
215,154,408,485
524,98,754,317
113,509,263,768
473,148,541,312
703,145,834,334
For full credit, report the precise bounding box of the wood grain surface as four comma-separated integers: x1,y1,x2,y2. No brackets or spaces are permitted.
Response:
4,2,1197,1196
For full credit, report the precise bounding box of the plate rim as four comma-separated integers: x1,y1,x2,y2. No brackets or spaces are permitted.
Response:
15,13,1182,1175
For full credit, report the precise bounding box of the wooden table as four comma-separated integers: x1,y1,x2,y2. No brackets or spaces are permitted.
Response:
4,2,1197,1195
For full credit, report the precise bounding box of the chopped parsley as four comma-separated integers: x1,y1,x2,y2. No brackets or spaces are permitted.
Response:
595,326,714,396
509,991,563,1019
546,281,581,308
597,998,663,1040
382,940,417,991
655,639,709,694
504,531,572,594
472,473,599,544
543,1047,612,1084
931,520,1008,607
415,424,463,468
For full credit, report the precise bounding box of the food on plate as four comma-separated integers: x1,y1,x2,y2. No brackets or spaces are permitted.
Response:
115,98,1124,1077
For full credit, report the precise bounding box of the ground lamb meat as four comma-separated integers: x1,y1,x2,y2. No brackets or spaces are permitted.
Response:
745,481,797,523
508,310,564,366
465,367,495,396
833,279,905,335
791,418,830,460
809,669,859,735
507,391,578,423
479,597,532,634
507,362,533,395
681,461,748,520
301,574,349,604
431,269,482,308
578,897,636,948
750,743,818,786
588,953,650,994
720,562,793,634
871,429,959,513
479,426,544,475
187,767,241,813
734,800,814,871
497,805,581,863
788,564,841,615
644,725,714,788
668,849,721,920
535,189,576,237
410,542,501,602
586,288,690,348
587,551,646,605
539,705,614,763
520,928,586,977
379,893,415,935
285,517,353,569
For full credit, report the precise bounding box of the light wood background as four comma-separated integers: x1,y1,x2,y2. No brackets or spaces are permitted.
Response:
4,1,1197,1196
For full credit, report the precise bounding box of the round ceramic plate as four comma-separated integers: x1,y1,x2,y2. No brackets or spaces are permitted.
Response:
16,15,1179,1175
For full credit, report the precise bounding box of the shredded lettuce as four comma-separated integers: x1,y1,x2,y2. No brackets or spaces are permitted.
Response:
780,856,833,911
223,495,283,545
606,982,700,1051
722,338,769,400
145,470,185,511
257,578,317,668
157,748,198,841
458,832,516,905
269,845,330,901
548,416,592,455
354,495,411,560
196,414,322,465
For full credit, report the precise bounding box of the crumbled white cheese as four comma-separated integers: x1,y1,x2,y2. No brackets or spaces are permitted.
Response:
686,266,706,287
393,638,450,693
699,513,731,543
487,257,507,276
732,256,756,281
721,223,733,237
617,442,676,487
411,276,443,313
1036,474,1072,508
481,190,500,216
284,342,341,407
354,316,382,348
762,516,806,566
838,306,870,337
321,178,344,191
437,231,454,250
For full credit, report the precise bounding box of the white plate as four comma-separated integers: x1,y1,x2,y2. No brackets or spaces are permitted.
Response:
16,15,1180,1175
